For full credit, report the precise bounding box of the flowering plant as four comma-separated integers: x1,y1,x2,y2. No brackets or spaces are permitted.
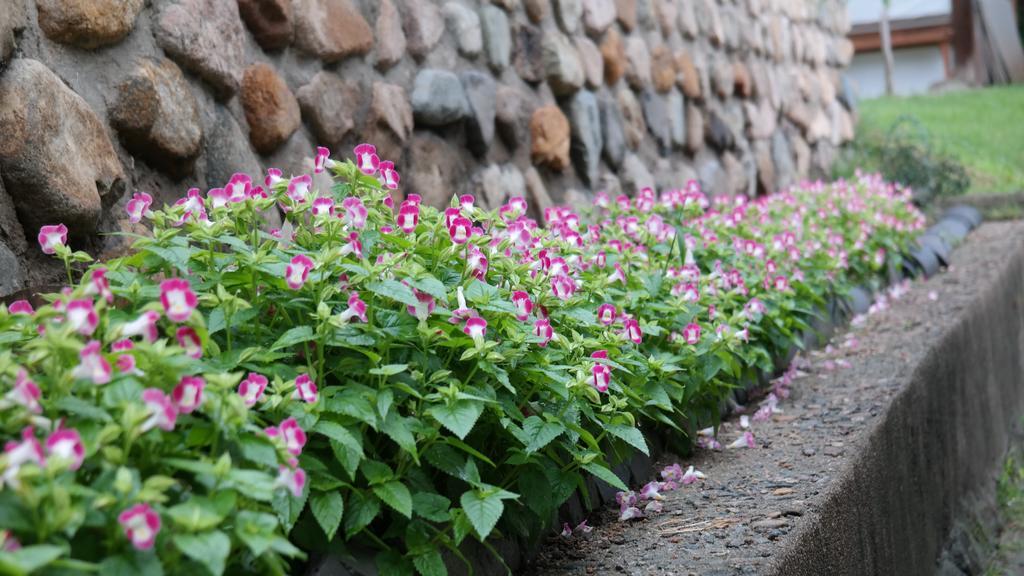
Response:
0,143,922,575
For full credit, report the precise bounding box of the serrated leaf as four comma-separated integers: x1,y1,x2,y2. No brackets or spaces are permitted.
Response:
372,481,412,519
174,531,230,576
316,421,364,479
412,492,451,522
310,491,344,541
234,511,279,557
344,490,381,539
369,364,408,376
0,545,65,575
582,462,628,492
411,277,448,301
54,396,112,422
427,399,483,440
271,325,315,351
413,550,447,576
459,490,503,540
605,424,650,456
368,280,420,307
382,412,418,460
520,416,564,453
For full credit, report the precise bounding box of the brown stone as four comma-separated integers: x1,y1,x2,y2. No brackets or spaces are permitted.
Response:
524,0,549,22
575,36,603,89
624,36,651,89
615,0,636,31
406,133,469,208
653,0,676,38
651,45,675,93
754,139,775,194
369,81,414,144
685,102,703,153
241,64,301,154
734,61,752,98
496,85,530,149
675,52,701,99
0,59,125,236
376,0,406,70
400,0,444,58
600,28,626,85
744,100,777,140
292,0,372,62
155,0,247,98
237,0,293,50
712,59,734,98
530,106,571,171
37,0,143,49
109,58,203,178
296,71,360,148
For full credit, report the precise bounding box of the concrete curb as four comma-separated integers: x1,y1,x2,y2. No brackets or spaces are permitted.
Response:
766,221,1024,576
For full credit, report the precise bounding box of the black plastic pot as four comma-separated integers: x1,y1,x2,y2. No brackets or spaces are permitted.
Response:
942,205,983,230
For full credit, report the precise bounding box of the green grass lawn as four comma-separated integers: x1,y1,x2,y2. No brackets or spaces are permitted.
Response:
856,85,1024,194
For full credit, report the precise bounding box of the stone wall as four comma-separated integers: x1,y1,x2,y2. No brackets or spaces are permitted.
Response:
0,0,855,296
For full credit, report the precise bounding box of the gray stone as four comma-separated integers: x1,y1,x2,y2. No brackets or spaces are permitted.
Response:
615,0,636,30
375,0,406,69
753,139,774,195
771,129,795,189
0,59,125,237
155,0,247,98
686,102,704,153
443,2,483,58
569,91,603,186
496,85,528,149
711,58,734,98
204,108,262,190
365,81,414,159
575,36,603,89
401,0,445,58
617,88,645,150
838,74,858,114
481,6,512,72
411,69,471,126
678,0,698,37
0,2,16,66
513,23,545,83
667,88,686,149
599,95,626,169
0,181,26,256
0,241,22,297
501,164,527,203
296,71,360,149
554,0,583,34
624,36,652,89
599,171,622,196
37,0,143,49
461,71,498,156
582,0,616,35
407,133,470,208
707,111,735,151
621,152,654,194
477,164,504,208
525,165,553,214
109,57,203,179
696,151,727,195
542,32,584,96
640,89,671,152
745,100,777,140
722,150,749,196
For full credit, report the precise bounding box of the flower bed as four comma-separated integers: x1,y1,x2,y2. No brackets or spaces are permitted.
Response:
0,145,923,575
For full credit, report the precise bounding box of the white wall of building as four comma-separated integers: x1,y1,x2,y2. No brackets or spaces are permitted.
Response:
847,45,948,98
848,0,951,25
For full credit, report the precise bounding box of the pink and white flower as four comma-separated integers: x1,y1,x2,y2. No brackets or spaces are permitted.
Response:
174,188,208,225
639,481,663,501
314,146,331,174
293,374,318,404
622,318,642,344
38,224,68,254
460,194,475,212
176,325,201,356
84,268,114,304
681,465,706,485
683,323,701,345
266,418,307,456
354,144,380,175
727,430,756,449
285,254,314,290
66,299,99,336
172,376,205,414
265,168,285,188
121,310,160,343
118,504,161,550
71,341,112,385
379,161,400,189
311,197,335,218
7,371,41,414
226,173,252,202
511,291,533,321
551,274,577,300
597,304,616,326
141,388,178,432
338,292,368,323
276,462,307,497
45,429,84,471
286,175,312,203
397,202,419,233
591,363,611,393
464,316,487,345
238,373,269,407
125,192,154,223
608,262,627,284
449,216,473,244
160,279,197,323
533,318,553,347
8,300,33,315
207,188,229,209
341,197,368,229
406,288,436,321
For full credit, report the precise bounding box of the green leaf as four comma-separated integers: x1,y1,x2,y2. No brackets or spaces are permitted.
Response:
166,492,234,531
412,493,451,522
369,364,408,376
372,481,412,519
582,462,628,492
367,280,420,307
144,245,191,272
520,416,564,453
344,490,381,539
413,550,447,576
427,399,484,440
271,325,315,351
382,412,418,460
464,280,499,303
54,396,112,422
310,491,344,541
174,531,230,576
98,553,163,576
315,421,364,479
411,277,448,302
272,485,307,532
605,424,650,456
0,545,65,575
234,511,279,557
459,490,504,540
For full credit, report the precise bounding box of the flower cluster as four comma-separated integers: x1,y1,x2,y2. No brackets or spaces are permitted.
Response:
0,143,922,575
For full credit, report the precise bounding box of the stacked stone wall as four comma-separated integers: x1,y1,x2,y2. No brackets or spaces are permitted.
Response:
0,0,855,295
